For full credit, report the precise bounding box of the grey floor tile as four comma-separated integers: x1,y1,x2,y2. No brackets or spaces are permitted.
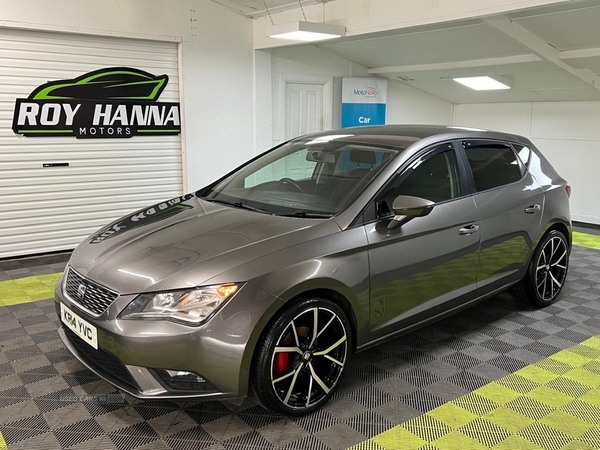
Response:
257,418,307,447
314,422,366,450
467,363,510,381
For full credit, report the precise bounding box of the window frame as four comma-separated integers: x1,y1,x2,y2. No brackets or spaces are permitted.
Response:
458,139,527,195
510,142,532,169
359,141,472,224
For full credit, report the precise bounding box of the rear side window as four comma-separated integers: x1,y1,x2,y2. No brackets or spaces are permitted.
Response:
463,142,522,192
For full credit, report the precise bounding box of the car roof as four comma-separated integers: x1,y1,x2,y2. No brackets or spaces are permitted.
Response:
300,124,531,146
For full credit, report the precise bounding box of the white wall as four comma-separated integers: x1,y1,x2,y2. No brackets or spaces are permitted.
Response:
387,82,453,126
268,45,370,146
0,0,255,191
256,45,453,150
453,102,600,225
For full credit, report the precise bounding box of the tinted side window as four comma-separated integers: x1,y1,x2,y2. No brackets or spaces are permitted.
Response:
463,142,522,192
377,148,462,218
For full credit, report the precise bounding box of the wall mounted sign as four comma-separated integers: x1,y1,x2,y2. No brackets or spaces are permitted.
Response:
341,77,387,128
12,67,180,138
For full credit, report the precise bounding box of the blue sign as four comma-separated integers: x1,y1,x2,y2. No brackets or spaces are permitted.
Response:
341,78,388,129
341,103,386,128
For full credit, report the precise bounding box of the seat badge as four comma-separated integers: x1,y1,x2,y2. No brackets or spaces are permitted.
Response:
77,284,86,299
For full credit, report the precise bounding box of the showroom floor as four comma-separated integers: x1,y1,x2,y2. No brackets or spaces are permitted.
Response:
0,231,599,450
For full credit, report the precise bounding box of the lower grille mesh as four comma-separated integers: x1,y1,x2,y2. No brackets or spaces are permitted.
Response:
63,327,138,390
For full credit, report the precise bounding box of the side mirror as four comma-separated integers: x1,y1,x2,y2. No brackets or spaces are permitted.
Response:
388,195,435,230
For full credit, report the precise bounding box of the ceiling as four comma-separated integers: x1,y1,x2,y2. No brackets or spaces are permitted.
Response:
314,0,600,103
214,0,600,103
210,0,327,18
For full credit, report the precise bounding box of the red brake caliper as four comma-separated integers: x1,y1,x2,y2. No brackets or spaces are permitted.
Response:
273,352,290,378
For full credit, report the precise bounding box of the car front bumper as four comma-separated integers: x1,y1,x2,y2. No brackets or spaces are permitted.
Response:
54,273,283,400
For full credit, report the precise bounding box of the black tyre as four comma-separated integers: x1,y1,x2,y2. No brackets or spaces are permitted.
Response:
515,230,570,308
250,297,352,415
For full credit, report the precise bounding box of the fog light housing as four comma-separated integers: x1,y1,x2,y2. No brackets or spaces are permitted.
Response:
154,369,217,392
165,370,205,382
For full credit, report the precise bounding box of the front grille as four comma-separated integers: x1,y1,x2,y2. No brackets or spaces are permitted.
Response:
63,327,138,390
64,268,118,316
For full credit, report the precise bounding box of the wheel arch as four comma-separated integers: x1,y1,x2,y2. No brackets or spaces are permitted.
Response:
244,281,360,398
545,221,572,247
287,287,359,354
515,219,571,307
518,219,571,286
532,219,572,257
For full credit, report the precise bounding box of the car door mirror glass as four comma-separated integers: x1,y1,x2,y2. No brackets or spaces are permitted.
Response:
388,195,435,229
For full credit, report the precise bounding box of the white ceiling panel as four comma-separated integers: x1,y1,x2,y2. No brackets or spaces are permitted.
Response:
397,69,589,96
321,23,526,68
564,56,600,71
381,60,551,81
210,0,323,17
432,86,600,104
512,4,600,51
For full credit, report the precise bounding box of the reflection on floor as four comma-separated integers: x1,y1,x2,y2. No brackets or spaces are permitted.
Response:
0,232,599,450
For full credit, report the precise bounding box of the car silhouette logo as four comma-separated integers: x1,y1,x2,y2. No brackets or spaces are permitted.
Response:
77,284,86,299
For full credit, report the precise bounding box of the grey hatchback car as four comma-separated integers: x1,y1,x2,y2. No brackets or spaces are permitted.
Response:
55,125,571,415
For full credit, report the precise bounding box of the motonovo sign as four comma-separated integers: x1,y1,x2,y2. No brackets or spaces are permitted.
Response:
341,77,387,128
12,67,180,138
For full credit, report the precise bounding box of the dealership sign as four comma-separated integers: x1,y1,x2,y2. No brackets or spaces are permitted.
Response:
341,77,387,128
12,67,180,138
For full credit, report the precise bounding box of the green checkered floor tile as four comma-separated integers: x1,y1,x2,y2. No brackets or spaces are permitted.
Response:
0,274,63,307
351,336,600,450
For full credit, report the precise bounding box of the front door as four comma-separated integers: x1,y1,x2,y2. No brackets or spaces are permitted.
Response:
366,143,481,341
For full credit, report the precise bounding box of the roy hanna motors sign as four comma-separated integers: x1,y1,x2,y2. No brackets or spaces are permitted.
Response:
12,67,180,138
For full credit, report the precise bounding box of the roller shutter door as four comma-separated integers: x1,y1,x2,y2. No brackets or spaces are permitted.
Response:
0,28,182,258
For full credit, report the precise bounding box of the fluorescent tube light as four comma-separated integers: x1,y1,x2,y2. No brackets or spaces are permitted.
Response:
267,21,346,42
453,76,510,91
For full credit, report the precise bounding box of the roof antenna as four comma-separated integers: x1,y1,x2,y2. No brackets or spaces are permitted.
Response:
263,0,274,25
298,0,307,21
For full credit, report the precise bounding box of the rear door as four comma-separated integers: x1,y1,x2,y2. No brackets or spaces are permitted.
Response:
366,143,481,341
460,140,545,290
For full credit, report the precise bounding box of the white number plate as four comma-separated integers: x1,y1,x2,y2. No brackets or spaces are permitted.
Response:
60,303,98,349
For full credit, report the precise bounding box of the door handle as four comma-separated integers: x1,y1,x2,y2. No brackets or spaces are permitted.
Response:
525,204,541,214
458,224,479,235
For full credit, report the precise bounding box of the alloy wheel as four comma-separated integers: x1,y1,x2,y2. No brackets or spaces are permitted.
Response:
535,236,568,301
270,307,348,410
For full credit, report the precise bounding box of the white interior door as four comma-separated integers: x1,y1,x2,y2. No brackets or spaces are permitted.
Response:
284,82,329,140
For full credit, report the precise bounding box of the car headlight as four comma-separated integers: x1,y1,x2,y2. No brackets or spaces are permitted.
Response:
119,283,241,325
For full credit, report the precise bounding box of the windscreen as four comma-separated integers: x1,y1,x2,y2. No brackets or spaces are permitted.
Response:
198,135,411,217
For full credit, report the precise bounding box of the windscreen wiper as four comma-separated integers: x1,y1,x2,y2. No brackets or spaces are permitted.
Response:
277,210,333,218
201,198,268,213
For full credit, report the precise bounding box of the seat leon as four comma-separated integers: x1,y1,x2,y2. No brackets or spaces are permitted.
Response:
55,125,571,415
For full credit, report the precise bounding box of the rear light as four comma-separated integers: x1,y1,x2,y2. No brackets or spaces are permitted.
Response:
566,185,572,198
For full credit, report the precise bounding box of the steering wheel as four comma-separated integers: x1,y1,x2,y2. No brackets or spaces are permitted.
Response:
279,177,303,193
